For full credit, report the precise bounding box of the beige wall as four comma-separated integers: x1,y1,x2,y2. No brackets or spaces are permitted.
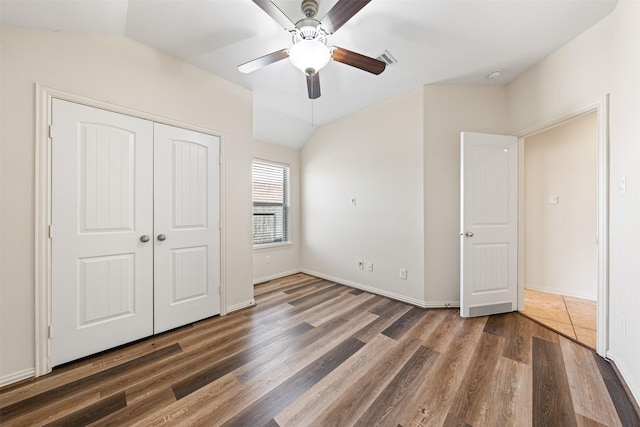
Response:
524,112,598,299
252,140,301,283
0,29,254,382
301,87,425,304
507,0,640,402
507,15,612,132
423,85,509,304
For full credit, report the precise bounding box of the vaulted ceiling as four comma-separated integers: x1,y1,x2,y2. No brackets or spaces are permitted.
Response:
0,0,617,148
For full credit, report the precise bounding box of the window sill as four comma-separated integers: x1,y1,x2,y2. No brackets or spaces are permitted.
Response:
253,242,293,251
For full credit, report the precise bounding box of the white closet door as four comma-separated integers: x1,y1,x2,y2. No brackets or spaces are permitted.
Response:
153,123,221,333
51,99,154,366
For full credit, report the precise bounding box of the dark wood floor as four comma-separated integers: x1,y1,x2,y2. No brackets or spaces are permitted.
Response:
1,273,638,426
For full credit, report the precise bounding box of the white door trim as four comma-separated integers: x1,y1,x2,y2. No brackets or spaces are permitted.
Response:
513,95,609,357
34,84,228,376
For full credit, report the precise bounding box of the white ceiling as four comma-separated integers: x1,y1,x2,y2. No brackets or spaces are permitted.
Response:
0,0,617,148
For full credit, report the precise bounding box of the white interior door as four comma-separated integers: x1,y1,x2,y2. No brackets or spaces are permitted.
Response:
460,132,518,317
153,123,221,333
51,99,154,365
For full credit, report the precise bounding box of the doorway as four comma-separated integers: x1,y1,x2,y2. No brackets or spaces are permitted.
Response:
519,111,599,349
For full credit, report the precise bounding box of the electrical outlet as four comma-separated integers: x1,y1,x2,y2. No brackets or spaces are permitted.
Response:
358,261,364,270
399,268,408,280
265,255,270,264
367,262,374,272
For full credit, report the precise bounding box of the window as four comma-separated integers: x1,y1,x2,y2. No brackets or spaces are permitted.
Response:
252,159,290,246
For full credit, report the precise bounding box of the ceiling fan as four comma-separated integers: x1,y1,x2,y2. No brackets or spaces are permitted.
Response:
238,0,386,99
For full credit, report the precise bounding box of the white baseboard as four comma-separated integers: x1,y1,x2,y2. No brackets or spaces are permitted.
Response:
525,285,597,301
253,269,302,285
0,368,35,388
226,299,255,313
300,269,458,308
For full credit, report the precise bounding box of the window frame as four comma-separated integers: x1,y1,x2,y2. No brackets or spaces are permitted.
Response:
252,158,291,249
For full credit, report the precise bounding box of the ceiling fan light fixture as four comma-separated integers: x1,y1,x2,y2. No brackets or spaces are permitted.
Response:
289,39,331,76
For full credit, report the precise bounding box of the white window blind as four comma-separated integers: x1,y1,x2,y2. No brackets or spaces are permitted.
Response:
252,159,290,246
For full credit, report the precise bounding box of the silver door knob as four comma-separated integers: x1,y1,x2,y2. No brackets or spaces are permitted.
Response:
464,231,474,238
140,235,150,242
157,234,167,241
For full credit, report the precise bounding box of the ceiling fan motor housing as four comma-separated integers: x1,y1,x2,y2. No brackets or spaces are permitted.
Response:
293,18,327,43
301,0,319,18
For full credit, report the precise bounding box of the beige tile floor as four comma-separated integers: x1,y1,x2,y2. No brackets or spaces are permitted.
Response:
521,288,597,348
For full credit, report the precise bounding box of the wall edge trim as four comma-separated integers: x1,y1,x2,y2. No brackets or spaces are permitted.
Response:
301,269,459,308
0,368,35,388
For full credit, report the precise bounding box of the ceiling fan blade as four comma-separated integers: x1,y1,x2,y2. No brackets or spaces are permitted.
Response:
320,0,372,34
238,49,289,74
306,73,321,99
252,0,296,32
332,47,386,75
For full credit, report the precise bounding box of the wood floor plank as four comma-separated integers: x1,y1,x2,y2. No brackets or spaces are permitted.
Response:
274,334,399,427
274,311,378,373
559,336,622,427
128,371,245,426
503,314,534,365
286,282,342,306
42,392,126,427
443,331,505,426
276,290,359,328
220,337,365,427
486,357,532,426
235,315,350,383
97,320,279,399
180,359,298,426
90,387,176,427
256,285,347,325
381,306,427,340
532,336,578,427
485,313,534,365
419,309,466,353
117,323,286,405
352,303,412,343
254,274,321,296
483,312,513,337
354,345,438,426
592,354,640,427
171,322,313,399
2,274,635,427
308,338,423,426
0,329,190,408
576,413,609,427
402,317,487,426
0,343,181,422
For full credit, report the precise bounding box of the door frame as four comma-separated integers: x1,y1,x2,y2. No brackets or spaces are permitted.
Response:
34,84,228,376
513,95,609,357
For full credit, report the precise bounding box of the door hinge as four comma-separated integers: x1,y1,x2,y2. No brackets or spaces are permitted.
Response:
49,125,54,139
48,325,52,338
48,225,53,239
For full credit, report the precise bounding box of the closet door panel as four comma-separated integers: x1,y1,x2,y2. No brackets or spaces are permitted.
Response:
51,99,154,366
153,123,221,333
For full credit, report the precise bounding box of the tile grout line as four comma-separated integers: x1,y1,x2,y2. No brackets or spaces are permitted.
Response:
562,295,579,341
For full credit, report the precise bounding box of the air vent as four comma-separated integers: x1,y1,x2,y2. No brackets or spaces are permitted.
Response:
376,50,397,66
